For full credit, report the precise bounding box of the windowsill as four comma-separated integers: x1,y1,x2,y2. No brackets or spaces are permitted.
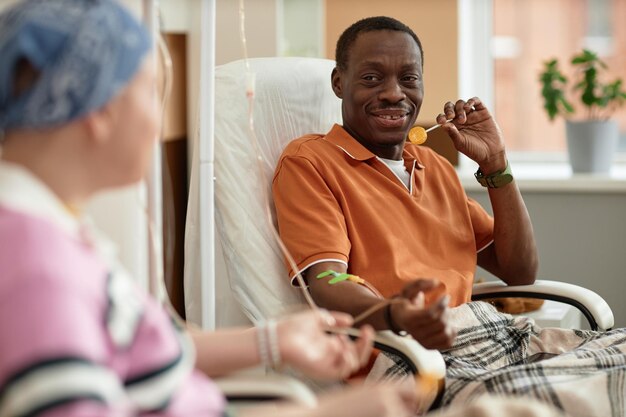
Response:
457,159,626,193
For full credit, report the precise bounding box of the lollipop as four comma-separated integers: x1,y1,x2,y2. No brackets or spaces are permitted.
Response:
408,126,428,145
407,118,453,145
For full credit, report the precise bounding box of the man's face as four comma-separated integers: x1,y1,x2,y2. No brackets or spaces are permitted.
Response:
332,30,423,155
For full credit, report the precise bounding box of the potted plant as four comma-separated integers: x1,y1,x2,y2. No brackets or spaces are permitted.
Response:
539,49,626,173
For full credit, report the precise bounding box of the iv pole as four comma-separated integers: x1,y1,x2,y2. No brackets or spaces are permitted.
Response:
197,0,217,330
143,0,165,302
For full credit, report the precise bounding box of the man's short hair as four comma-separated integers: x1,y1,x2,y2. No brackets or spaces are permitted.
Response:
335,16,424,71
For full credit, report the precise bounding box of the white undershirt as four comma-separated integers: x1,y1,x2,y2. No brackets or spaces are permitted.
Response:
378,157,410,190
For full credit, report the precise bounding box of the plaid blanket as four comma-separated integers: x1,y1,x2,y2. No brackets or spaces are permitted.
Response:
369,301,626,417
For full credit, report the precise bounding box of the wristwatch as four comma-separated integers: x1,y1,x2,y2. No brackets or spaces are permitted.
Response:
474,160,513,188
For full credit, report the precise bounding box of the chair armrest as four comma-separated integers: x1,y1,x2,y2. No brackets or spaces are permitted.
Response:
373,331,446,378
471,279,614,331
339,328,446,379
339,327,445,409
215,372,317,406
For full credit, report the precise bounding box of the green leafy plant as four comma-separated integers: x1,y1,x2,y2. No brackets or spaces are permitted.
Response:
539,49,626,121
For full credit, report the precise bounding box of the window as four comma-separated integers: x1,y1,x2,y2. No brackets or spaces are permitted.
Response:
279,0,323,58
461,0,626,156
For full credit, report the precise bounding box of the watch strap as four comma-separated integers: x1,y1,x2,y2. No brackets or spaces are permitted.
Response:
474,160,513,188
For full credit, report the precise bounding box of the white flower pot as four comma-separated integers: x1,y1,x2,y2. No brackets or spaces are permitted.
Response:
565,120,619,174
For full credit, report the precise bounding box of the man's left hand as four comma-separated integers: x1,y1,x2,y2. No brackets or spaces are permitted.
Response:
437,96,507,174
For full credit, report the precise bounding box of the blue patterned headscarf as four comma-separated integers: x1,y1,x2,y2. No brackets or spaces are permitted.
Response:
0,0,152,138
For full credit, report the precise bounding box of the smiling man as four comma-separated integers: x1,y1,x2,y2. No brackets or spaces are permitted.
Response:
272,16,537,348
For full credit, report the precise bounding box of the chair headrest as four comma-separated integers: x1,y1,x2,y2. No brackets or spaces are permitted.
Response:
212,57,342,321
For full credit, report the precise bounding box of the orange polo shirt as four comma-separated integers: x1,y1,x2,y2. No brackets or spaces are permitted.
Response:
272,124,494,306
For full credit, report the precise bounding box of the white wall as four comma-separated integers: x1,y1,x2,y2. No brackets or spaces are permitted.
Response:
215,0,279,65
468,189,626,328
86,185,149,289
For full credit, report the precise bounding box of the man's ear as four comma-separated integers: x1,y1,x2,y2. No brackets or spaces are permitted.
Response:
331,67,343,99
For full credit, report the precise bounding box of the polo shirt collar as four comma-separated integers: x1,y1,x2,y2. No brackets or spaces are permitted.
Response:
326,124,425,169
325,124,376,161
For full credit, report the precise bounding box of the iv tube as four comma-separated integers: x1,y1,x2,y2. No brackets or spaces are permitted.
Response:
237,0,317,310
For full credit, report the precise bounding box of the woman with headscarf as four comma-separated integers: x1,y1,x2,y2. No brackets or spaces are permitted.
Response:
0,1,420,416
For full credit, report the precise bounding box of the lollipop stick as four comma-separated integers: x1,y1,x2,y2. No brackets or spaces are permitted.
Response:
424,118,453,133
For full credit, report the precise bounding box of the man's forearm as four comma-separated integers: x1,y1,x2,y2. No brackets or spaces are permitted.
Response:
306,262,390,330
481,179,538,285
306,263,457,350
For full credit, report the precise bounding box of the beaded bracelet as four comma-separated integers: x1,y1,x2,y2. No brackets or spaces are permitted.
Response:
267,319,281,369
257,319,282,370
256,322,271,369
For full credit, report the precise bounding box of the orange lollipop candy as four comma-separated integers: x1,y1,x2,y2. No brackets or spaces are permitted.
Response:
408,126,428,145
407,119,453,145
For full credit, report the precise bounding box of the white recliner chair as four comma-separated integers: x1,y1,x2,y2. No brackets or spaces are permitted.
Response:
185,56,614,406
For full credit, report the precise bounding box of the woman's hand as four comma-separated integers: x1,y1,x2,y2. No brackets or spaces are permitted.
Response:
438,96,507,174
277,309,374,380
241,379,421,417
312,379,418,417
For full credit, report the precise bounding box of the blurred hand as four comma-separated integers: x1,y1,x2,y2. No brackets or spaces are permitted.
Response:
313,379,418,417
390,279,456,350
277,309,374,380
438,97,507,174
